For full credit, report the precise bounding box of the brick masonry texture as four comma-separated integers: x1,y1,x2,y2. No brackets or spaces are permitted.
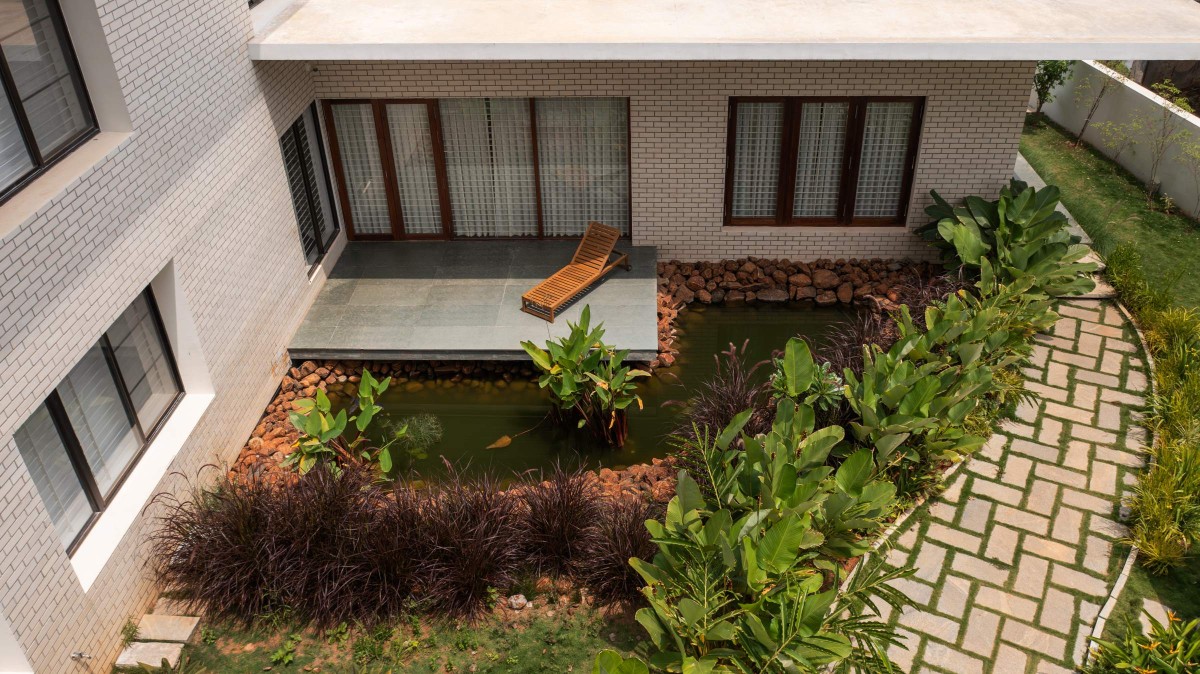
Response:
0,1,319,671
878,301,1146,673
312,60,1035,260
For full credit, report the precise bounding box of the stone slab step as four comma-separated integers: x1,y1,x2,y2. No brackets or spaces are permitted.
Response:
1081,250,1106,272
137,614,200,642
115,641,183,670
1073,274,1117,300
152,596,201,617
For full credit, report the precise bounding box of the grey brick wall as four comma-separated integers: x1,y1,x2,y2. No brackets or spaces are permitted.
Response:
312,60,1034,260
0,0,318,671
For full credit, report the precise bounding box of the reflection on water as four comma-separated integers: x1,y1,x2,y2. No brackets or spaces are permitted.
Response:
372,303,852,479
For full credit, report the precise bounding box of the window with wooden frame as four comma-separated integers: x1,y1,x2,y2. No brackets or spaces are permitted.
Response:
321,97,631,241
724,97,924,227
13,289,183,553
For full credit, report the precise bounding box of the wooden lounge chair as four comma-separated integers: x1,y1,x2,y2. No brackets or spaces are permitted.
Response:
521,221,631,322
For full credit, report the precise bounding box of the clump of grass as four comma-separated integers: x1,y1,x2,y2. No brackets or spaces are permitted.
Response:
667,340,772,443
120,618,139,648
519,466,605,577
576,497,662,604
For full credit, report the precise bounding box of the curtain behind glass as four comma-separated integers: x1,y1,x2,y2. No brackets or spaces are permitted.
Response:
854,102,915,218
0,0,90,156
56,344,139,496
535,98,630,236
439,98,537,237
793,102,848,218
330,104,391,235
730,102,784,219
385,104,443,235
106,295,180,434
14,404,92,548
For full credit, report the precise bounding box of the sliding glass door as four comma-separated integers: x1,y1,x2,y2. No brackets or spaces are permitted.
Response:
322,97,631,241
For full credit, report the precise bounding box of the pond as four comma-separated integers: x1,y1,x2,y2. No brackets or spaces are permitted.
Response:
372,303,853,479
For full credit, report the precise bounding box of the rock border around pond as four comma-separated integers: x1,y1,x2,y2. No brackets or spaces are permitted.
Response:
653,257,932,368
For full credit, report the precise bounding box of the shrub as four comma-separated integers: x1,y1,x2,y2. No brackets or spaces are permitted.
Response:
667,339,772,443
1033,60,1073,113
520,467,605,576
522,306,650,447
149,465,386,628
418,474,529,616
1085,610,1200,673
576,497,662,605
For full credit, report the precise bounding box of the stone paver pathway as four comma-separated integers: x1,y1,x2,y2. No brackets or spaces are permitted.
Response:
878,301,1147,674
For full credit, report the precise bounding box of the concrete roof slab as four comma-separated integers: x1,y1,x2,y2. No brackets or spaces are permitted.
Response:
250,0,1200,61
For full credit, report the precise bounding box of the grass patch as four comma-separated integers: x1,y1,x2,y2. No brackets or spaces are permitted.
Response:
1019,114,1200,308
1106,554,1200,639
179,602,643,673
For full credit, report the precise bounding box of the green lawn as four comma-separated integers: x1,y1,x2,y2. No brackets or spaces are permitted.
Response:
1020,115,1200,308
167,603,643,673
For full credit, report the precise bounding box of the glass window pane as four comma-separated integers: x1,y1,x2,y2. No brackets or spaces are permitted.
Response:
730,102,784,219
281,122,320,265
440,98,538,238
106,294,181,433
300,108,338,248
56,343,140,496
854,102,915,218
385,104,442,235
330,104,391,236
793,102,848,218
1,0,91,156
535,97,630,237
0,83,33,189
14,404,93,549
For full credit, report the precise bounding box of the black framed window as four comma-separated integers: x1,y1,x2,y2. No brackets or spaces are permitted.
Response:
725,97,924,227
0,0,97,204
281,104,338,267
13,289,183,553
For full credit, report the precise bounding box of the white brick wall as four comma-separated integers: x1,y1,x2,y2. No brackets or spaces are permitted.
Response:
0,1,318,671
312,60,1034,260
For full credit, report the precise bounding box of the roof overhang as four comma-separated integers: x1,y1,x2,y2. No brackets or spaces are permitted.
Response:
249,0,1200,61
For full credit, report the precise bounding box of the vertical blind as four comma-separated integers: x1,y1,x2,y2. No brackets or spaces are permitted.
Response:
327,97,630,239
281,107,338,265
439,98,538,237
13,290,183,552
854,102,916,218
727,98,921,225
729,102,784,218
330,104,390,236
0,0,95,200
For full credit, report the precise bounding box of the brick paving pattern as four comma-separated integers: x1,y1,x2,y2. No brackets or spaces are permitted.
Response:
877,301,1146,674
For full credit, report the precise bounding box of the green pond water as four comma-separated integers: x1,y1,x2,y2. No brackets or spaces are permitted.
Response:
372,304,852,479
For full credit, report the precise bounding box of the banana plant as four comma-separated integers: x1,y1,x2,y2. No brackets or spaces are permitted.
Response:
521,305,649,446
769,338,844,412
918,179,1098,297
284,369,405,474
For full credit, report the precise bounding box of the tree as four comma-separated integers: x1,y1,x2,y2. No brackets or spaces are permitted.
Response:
1034,60,1074,114
1073,60,1131,145
1144,80,1195,199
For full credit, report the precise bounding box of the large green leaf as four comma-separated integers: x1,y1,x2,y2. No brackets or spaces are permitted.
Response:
757,515,808,574
834,449,874,496
781,337,815,397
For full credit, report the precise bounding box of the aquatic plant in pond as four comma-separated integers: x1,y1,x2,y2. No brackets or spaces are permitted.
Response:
521,306,650,448
285,369,406,474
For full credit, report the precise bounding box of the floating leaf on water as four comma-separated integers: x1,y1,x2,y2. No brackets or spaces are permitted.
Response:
485,435,513,450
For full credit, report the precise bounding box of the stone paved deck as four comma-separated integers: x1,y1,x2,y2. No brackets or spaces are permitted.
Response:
877,300,1147,674
290,241,659,361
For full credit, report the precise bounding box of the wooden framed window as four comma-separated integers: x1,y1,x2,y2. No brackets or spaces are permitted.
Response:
724,97,924,227
13,289,184,553
321,97,631,241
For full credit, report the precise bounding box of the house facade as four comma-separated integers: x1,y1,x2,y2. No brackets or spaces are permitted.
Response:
2,0,1199,669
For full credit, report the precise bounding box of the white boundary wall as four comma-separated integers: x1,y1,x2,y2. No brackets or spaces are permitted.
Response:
1042,60,1200,217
